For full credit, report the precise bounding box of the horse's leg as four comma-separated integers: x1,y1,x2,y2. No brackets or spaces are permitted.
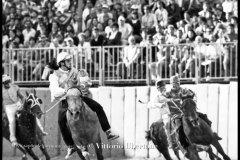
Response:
172,148,181,160
93,143,104,160
39,143,51,160
206,146,222,160
186,145,202,160
24,147,40,160
75,145,87,160
211,140,231,160
160,148,173,160
16,145,28,160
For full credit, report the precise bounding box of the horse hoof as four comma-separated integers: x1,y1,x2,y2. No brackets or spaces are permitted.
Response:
22,155,27,160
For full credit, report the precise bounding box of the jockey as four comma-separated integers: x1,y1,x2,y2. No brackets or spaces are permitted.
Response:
148,80,175,149
49,52,119,159
2,75,47,147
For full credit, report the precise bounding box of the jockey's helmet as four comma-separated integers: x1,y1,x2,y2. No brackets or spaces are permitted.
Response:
57,52,72,64
170,74,180,84
155,80,165,89
2,75,11,84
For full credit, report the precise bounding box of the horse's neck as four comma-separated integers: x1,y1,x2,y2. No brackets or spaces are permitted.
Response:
17,110,37,128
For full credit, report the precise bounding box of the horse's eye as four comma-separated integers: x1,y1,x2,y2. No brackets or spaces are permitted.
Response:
27,101,32,105
38,99,42,104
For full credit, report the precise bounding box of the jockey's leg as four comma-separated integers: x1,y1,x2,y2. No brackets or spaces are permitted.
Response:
5,103,19,146
82,97,119,141
162,114,173,149
174,118,189,157
58,100,76,159
36,117,48,136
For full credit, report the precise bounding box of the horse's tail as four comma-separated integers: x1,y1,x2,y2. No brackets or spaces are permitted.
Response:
145,130,152,141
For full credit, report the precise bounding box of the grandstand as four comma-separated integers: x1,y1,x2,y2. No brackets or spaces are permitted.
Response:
2,0,238,86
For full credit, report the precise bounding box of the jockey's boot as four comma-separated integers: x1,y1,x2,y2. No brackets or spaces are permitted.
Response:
106,130,119,141
11,140,19,147
65,147,76,159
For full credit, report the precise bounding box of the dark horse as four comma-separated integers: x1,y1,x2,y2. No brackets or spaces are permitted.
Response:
181,98,231,160
2,89,50,160
145,118,181,160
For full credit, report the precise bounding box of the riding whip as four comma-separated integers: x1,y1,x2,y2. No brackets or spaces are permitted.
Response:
42,99,62,115
170,99,184,114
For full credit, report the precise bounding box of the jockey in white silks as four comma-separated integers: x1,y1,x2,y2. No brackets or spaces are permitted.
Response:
48,52,119,159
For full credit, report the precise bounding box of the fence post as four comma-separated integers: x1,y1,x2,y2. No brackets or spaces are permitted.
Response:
146,45,150,85
99,46,104,86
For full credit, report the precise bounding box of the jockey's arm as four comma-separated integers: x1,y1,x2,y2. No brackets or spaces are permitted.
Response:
17,88,24,104
49,74,67,100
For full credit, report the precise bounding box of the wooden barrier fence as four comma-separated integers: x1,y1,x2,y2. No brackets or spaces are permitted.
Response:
2,82,238,159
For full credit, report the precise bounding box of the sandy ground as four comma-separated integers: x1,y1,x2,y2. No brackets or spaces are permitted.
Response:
3,156,237,160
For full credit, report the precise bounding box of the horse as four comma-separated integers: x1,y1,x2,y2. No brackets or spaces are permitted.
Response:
145,118,181,160
2,89,51,160
181,98,231,160
65,74,103,160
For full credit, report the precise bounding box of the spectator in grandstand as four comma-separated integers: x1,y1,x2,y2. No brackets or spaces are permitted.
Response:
96,22,106,37
177,46,195,78
230,16,238,34
8,29,17,47
104,23,122,46
98,4,113,24
213,4,226,22
222,23,238,77
105,18,114,38
118,15,133,45
128,11,141,43
186,29,197,43
154,1,168,28
198,2,211,17
190,15,199,30
166,0,182,28
149,45,171,81
141,5,157,34
22,20,36,45
183,11,191,25
91,27,106,46
37,35,50,48
153,25,164,46
8,18,17,31
65,27,79,46
195,17,208,36
71,14,80,34
35,23,50,40
203,27,214,42
165,25,177,44
78,33,92,63
15,28,24,45
202,35,221,79
32,58,45,80
116,35,141,79
174,29,186,44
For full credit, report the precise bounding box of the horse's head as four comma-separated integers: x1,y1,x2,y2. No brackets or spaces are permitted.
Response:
182,98,200,127
24,89,43,119
65,86,84,121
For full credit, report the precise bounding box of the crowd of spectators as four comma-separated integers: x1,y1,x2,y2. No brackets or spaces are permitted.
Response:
2,0,238,81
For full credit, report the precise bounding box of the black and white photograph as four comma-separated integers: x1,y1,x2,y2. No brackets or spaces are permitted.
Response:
2,0,238,159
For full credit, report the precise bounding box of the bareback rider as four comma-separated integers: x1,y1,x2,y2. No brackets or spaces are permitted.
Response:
164,75,221,147
148,80,176,149
2,75,47,147
49,52,119,159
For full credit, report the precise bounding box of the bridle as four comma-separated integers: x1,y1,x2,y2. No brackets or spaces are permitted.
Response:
66,86,85,115
26,93,41,110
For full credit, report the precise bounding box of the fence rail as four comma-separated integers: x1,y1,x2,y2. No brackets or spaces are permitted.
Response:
2,42,238,86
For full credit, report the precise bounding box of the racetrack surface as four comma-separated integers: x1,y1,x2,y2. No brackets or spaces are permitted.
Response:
3,156,237,160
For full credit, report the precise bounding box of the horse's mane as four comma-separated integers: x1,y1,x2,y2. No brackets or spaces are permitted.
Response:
182,98,197,111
